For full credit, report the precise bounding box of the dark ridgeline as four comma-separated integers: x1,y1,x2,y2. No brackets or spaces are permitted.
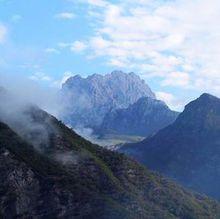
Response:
100,97,179,136
120,93,220,200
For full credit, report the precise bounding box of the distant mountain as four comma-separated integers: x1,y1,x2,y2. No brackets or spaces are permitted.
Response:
1,92,220,218
119,93,220,199
99,97,179,136
60,71,155,128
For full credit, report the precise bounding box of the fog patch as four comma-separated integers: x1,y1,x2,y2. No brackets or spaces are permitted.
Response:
73,126,116,147
54,152,79,165
74,127,97,141
0,72,61,151
0,72,61,117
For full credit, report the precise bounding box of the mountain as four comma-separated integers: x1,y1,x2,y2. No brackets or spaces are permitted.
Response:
119,93,220,200
60,71,155,128
1,94,220,218
99,97,179,137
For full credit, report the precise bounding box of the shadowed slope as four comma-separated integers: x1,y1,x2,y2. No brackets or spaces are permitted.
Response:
120,93,220,200
0,103,220,218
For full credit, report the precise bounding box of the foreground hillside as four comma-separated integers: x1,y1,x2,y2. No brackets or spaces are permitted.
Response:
0,102,220,218
120,93,220,200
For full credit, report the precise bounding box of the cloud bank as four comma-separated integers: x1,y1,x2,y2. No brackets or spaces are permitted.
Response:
70,0,220,97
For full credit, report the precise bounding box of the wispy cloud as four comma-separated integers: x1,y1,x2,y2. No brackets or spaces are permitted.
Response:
161,72,191,88
45,48,60,54
86,0,108,7
73,0,220,97
60,71,75,85
30,72,52,82
55,12,75,20
30,71,75,88
156,91,186,111
0,23,7,44
57,41,87,53
70,41,87,52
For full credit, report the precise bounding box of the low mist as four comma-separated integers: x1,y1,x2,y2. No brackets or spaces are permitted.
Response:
0,73,61,150
0,73,61,117
0,72,114,149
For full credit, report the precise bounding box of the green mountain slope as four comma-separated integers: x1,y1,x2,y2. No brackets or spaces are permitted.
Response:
0,104,220,218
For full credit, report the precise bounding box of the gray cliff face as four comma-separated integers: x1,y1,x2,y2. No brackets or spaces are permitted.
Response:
60,71,155,128
100,97,179,136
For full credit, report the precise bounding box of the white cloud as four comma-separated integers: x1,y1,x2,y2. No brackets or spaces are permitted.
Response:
60,71,75,85
70,41,87,52
57,41,87,52
55,12,75,20
0,24,7,44
108,58,127,67
156,91,185,111
58,42,70,48
86,0,108,7
161,71,190,88
75,0,220,97
29,71,75,89
52,71,75,88
45,48,60,54
29,72,52,82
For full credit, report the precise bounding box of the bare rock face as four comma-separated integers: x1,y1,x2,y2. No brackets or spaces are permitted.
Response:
60,71,155,128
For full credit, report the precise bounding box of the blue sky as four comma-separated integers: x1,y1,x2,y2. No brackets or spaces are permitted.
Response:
0,0,106,78
1,0,220,110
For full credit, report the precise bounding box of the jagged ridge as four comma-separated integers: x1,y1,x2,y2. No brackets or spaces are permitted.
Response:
60,70,155,128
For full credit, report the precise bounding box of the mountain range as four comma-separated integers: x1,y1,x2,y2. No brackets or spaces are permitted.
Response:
1,89,220,218
119,93,220,200
60,71,177,139
60,71,155,128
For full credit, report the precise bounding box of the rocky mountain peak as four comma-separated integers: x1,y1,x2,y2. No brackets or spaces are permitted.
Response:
60,71,156,127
